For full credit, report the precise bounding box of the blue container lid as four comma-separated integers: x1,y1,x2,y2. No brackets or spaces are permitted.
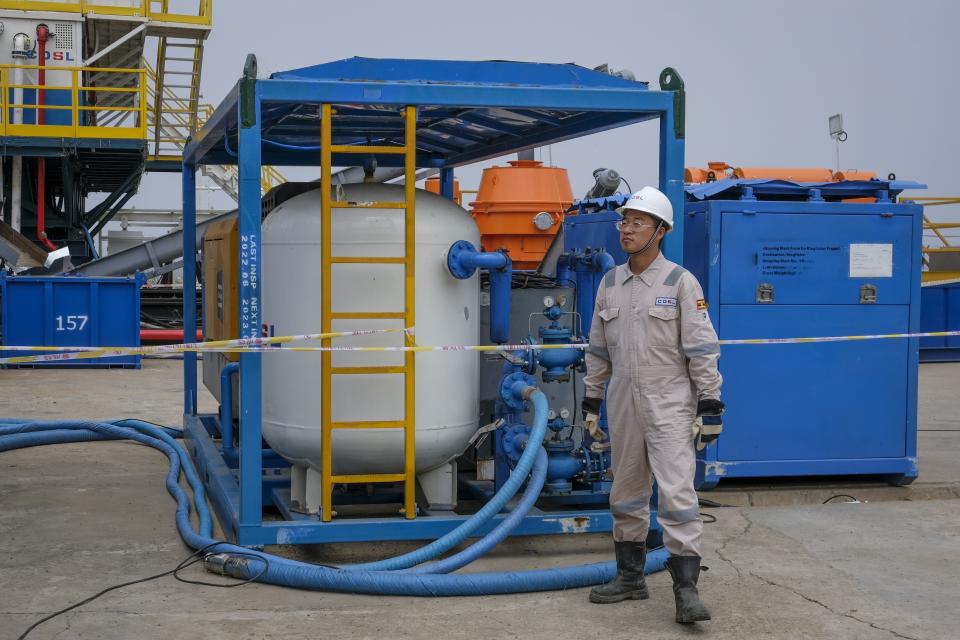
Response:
684,178,926,202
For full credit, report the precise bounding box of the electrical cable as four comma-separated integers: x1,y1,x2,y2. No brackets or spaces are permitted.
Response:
227,132,328,153
620,177,632,193
222,127,237,157
16,553,200,640
698,498,736,508
697,497,737,524
79,223,99,260
263,138,322,152
822,494,859,504
172,546,271,588
16,542,266,640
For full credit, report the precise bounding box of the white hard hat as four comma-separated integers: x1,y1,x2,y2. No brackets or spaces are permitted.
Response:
618,186,674,229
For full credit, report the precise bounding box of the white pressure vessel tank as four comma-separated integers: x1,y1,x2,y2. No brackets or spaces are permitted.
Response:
261,183,479,493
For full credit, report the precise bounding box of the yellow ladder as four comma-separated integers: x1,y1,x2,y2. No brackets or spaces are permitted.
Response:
319,104,417,522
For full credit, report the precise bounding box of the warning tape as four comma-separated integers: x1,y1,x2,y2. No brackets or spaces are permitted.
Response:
0,327,411,366
717,330,960,346
2,329,959,366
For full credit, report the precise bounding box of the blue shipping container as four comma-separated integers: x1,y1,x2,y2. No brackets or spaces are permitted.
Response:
1,273,145,368
683,182,923,488
919,281,960,362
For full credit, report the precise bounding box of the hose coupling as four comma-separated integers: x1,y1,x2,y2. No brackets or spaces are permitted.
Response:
204,553,251,579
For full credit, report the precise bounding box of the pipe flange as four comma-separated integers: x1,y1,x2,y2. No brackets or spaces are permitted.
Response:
518,340,537,374
498,371,536,412
446,239,478,279
500,422,531,468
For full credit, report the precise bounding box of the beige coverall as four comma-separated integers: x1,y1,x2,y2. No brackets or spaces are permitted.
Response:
585,253,722,556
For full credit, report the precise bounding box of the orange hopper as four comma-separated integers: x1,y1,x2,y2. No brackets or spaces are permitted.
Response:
469,160,573,269
424,175,462,203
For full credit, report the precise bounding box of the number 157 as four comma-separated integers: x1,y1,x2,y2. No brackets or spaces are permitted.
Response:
55,315,89,331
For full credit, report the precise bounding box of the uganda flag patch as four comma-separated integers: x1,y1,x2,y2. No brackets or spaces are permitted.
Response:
696,299,708,311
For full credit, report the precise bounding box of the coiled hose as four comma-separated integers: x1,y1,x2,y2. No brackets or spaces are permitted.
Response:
351,387,547,571
0,395,668,596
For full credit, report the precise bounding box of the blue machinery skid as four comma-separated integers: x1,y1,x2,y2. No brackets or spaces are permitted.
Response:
571,179,925,490
178,55,926,548
180,57,686,546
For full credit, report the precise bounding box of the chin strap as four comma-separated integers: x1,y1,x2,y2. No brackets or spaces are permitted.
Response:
627,220,665,256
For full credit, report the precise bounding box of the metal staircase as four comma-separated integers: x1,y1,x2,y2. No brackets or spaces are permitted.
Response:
150,35,204,163
144,63,286,200
80,0,283,200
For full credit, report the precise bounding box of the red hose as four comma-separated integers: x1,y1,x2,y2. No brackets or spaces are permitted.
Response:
141,329,204,343
35,24,57,252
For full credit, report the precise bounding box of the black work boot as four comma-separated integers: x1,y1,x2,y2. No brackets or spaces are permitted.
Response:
589,541,649,603
666,555,711,623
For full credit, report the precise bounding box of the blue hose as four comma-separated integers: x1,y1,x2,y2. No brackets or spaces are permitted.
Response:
349,389,549,571
0,420,211,539
408,446,548,574
0,411,669,596
0,418,182,439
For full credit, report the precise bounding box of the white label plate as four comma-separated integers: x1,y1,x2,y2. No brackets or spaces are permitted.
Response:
849,243,893,278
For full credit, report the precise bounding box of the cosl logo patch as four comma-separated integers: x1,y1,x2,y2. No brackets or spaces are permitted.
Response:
655,297,677,307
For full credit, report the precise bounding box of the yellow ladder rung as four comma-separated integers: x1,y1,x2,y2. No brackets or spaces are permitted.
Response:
319,103,418,522
331,256,406,264
331,420,406,430
330,473,407,484
331,201,407,209
330,311,406,320
330,144,406,155
331,366,406,375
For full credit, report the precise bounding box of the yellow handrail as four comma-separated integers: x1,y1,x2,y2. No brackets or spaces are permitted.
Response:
902,196,959,253
0,1,212,26
0,64,146,140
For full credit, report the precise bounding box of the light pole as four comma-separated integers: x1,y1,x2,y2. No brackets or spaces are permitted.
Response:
829,113,848,174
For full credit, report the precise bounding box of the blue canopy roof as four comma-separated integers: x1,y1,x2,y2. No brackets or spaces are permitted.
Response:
273,57,648,89
185,57,672,169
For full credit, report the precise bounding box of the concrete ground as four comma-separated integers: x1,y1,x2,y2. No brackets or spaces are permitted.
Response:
1,360,958,640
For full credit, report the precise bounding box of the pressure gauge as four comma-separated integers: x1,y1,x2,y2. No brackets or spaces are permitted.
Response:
533,211,554,231
542,295,555,308
548,409,557,420
556,295,567,307
559,408,570,420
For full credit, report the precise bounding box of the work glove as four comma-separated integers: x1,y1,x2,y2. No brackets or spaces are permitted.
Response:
581,397,605,442
694,398,724,450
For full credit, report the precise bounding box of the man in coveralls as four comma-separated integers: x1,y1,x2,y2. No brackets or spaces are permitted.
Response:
582,187,724,623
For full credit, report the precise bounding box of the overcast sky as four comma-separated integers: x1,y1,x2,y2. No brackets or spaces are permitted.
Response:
128,0,960,235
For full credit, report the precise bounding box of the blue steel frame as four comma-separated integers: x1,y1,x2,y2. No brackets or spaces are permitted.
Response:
180,57,684,546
